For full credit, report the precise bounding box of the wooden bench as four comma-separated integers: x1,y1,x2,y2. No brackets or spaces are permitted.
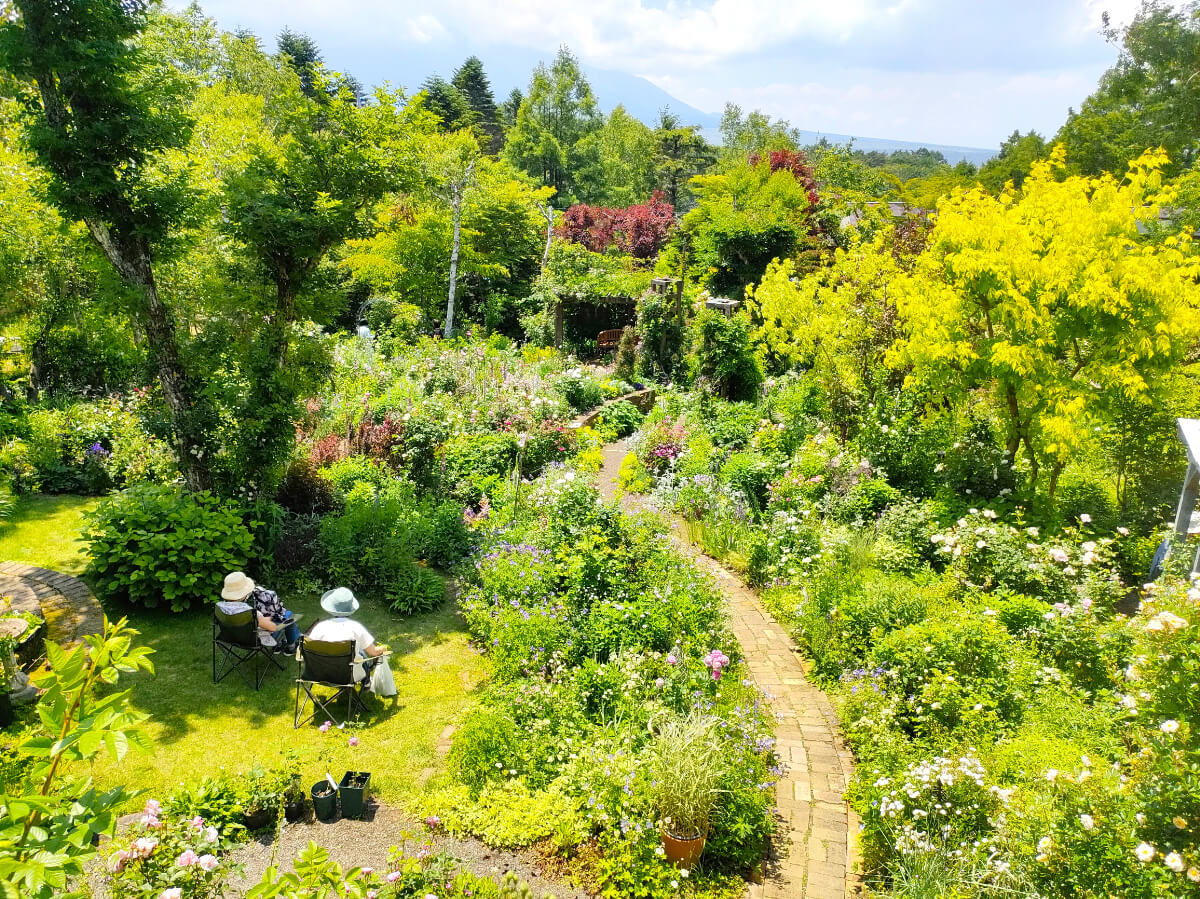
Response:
597,329,623,352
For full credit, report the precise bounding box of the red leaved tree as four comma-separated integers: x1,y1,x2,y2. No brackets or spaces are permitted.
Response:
557,192,675,259
749,149,820,207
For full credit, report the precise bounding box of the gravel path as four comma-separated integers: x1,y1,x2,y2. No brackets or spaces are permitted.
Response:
226,803,591,898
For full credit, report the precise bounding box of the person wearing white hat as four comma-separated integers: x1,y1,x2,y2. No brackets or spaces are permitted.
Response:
307,587,395,697
219,572,300,652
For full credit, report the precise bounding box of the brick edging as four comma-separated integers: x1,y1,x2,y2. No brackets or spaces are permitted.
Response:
0,562,103,645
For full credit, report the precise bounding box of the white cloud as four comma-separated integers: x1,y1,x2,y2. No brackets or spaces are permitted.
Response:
406,13,448,43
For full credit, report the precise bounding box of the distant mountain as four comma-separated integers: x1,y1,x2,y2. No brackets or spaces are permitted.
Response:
582,70,994,167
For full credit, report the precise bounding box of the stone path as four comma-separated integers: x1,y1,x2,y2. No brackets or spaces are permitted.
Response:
0,562,103,646
596,440,859,899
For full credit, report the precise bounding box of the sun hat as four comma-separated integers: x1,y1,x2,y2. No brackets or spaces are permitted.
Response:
221,571,255,601
320,587,360,617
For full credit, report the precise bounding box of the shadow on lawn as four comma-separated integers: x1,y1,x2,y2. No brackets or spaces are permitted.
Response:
104,587,475,747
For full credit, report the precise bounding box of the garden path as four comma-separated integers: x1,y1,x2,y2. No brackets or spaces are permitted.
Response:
595,440,859,899
0,561,102,646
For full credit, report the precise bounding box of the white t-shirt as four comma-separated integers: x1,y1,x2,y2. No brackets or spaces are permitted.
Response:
308,617,375,658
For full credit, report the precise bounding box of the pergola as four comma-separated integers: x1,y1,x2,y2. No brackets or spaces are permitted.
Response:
1167,417,1200,576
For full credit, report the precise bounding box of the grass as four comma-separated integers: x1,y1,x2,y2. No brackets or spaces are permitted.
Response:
0,492,487,812
0,493,100,574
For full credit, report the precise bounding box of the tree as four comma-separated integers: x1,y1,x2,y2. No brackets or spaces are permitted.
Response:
573,104,657,205
276,26,322,98
1058,1,1200,175
653,107,714,211
558,193,674,259
890,147,1200,498
221,76,434,486
718,103,801,167
421,74,474,133
503,46,600,205
452,56,504,153
978,129,1048,192
500,87,523,128
0,0,213,489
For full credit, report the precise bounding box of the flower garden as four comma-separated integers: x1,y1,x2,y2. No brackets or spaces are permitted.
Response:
2,3,1200,899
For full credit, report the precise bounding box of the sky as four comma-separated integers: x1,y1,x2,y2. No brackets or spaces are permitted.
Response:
169,0,1187,150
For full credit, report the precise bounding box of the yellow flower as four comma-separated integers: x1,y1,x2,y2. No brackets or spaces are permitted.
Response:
1173,816,1188,829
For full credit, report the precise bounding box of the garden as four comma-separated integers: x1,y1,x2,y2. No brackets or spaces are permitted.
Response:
1,3,1200,899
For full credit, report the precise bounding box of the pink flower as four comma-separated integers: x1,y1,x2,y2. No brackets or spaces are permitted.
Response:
367,893,377,899
176,849,199,867
387,871,403,883
349,736,359,747
666,653,677,666
160,890,182,899
199,854,219,872
109,850,131,873
139,814,162,829
189,815,205,830
655,677,665,688
144,799,162,817
203,825,219,843
319,721,332,733
132,837,159,858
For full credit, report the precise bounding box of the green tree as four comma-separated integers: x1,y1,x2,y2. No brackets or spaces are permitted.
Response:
718,103,800,167
421,74,475,133
574,104,657,205
978,129,1048,192
276,26,322,98
452,55,504,153
1058,1,1200,175
0,0,213,489
500,87,523,128
653,108,714,211
502,46,600,205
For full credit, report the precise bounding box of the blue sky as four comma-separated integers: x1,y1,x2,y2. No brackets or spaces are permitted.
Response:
170,0,1183,149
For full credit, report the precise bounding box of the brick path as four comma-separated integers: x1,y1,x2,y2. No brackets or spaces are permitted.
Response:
0,562,103,646
596,440,858,899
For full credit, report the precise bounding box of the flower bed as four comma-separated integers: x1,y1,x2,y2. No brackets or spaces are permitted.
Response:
427,463,779,897
622,386,1200,897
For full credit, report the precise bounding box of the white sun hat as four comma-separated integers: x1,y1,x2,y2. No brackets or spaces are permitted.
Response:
320,587,360,616
221,571,255,601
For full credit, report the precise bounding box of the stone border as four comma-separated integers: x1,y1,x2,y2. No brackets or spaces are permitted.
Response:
568,387,657,430
0,563,103,647
595,440,860,899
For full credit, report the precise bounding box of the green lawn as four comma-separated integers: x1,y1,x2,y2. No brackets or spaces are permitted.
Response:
0,494,100,575
1,493,486,811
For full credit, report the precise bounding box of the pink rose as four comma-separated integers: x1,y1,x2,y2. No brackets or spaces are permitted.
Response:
349,736,359,747
176,849,199,867
160,890,182,899
199,854,218,872
387,871,403,883
143,799,161,816
190,815,205,829
319,721,332,733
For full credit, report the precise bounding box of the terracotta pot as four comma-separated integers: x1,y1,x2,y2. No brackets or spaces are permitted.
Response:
660,826,706,867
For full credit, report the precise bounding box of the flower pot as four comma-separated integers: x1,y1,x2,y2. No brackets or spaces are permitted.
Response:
660,826,706,868
338,771,371,820
0,692,11,728
311,781,338,822
243,808,274,831
285,798,307,822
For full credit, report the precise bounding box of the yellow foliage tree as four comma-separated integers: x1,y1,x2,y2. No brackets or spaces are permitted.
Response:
889,146,1200,495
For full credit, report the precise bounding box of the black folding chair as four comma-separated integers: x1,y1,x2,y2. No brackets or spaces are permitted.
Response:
294,637,369,728
212,604,290,691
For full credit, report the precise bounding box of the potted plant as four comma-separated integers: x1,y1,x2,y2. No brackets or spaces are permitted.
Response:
647,710,728,868
311,775,338,822
338,770,371,819
284,768,307,822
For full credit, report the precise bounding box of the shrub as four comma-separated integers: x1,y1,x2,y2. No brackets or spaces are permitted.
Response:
556,371,605,414
874,498,943,574
614,326,638,381
438,433,517,504
318,456,393,496
84,485,253,612
596,400,643,439
317,482,443,614
274,457,336,515
688,309,763,402
834,477,900,524
719,451,776,516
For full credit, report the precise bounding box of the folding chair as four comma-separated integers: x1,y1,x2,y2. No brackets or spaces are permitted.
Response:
212,604,290,691
294,637,369,728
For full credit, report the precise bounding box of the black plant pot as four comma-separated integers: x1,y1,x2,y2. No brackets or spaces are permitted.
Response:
243,808,273,831
285,798,307,822
311,781,338,822
0,692,11,728
338,771,371,820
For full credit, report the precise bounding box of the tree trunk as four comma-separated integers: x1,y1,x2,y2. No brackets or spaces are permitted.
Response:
445,182,463,340
84,220,209,491
540,204,554,270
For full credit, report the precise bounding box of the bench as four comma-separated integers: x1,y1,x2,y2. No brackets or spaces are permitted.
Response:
597,329,623,352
